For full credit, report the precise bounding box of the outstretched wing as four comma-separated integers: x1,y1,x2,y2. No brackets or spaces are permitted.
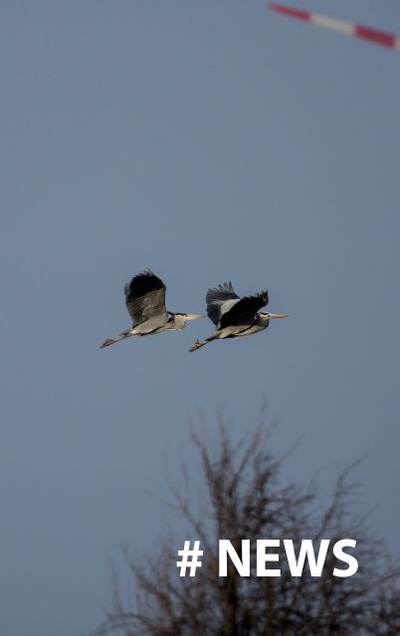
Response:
124,269,168,324
220,290,268,328
206,282,240,327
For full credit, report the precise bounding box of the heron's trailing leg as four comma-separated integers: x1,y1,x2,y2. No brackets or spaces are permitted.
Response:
100,338,115,348
189,339,205,352
100,333,131,348
189,335,216,352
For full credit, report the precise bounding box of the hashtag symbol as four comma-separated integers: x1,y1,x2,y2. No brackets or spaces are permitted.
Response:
176,540,203,577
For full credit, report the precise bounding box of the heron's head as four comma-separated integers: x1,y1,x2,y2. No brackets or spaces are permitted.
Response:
174,313,205,330
259,311,288,326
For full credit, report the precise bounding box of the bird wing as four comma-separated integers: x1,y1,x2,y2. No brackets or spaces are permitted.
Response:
219,290,269,328
124,269,168,324
206,282,240,327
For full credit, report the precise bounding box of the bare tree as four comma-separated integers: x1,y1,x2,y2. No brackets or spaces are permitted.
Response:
91,415,400,636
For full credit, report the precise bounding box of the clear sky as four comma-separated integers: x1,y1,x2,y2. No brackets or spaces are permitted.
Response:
1,2,399,634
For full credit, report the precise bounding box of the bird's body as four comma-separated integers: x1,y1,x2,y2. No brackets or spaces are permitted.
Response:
189,281,286,352
100,269,203,348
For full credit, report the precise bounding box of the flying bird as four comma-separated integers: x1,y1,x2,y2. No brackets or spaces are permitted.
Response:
100,269,204,348
189,281,287,352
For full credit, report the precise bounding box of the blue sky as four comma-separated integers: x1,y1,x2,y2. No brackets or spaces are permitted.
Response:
1,2,399,634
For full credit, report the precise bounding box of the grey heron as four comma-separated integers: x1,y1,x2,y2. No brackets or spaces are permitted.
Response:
100,269,204,348
189,281,287,352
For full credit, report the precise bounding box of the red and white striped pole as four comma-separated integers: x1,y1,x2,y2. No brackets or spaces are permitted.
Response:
268,3,400,52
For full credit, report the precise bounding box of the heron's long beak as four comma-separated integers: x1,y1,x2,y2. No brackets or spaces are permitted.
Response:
268,313,288,319
186,314,205,320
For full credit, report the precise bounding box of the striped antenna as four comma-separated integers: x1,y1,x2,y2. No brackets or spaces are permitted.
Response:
268,3,400,52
